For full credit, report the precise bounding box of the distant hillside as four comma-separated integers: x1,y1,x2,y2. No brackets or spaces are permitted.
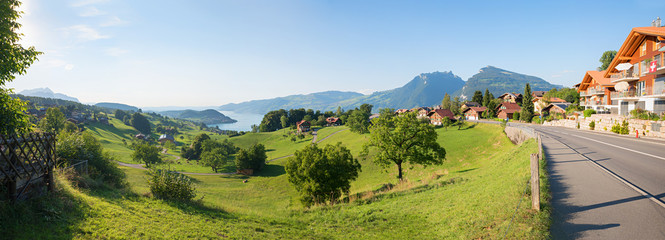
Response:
456,66,563,100
19,88,79,102
219,72,465,114
337,71,465,110
219,91,364,114
159,109,237,125
95,102,139,112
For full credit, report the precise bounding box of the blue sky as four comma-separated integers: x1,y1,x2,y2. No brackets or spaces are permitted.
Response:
10,0,665,107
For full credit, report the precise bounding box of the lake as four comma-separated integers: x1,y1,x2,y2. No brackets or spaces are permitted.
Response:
209,111,264,131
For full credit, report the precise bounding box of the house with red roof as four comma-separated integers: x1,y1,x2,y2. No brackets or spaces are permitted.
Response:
496,102,521,119
427,109,455,125
463,107,487,120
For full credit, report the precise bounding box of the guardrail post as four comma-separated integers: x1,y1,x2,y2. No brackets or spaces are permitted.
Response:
531,153,540,211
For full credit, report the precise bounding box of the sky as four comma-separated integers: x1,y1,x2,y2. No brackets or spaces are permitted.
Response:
9,0,665,107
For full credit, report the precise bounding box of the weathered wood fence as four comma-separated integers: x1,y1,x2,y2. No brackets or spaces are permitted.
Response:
0,133,56,201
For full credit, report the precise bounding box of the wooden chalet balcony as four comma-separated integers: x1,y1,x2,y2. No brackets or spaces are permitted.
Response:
610,69,640,83
610,86,665,99
646,53,665,75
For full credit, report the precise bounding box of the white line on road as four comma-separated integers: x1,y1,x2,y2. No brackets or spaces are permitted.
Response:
545,129,665,161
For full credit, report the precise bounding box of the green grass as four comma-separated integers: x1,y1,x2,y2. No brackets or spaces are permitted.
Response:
1,123,549,239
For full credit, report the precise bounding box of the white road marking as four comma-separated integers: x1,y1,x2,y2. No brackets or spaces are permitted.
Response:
547,129,665,161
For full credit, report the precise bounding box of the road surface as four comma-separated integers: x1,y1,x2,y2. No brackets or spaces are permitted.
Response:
524,124,665,239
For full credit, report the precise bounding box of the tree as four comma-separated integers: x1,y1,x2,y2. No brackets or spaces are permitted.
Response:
200,147,228,173
0,1,41,135
451,97,461,115
285,143,361,206
441,93,451,110
39,107,66,133
442,116,452,130
131,112,151,134
63,121,78,133
520,83,534,122
347,109,370,134
189,133,210,160
235,144,267,171
472,90,483,104
362,111,446,179
114,109,128,122
482,88,494,107
280,115,288,129
599,50,617,71
131,143,162,167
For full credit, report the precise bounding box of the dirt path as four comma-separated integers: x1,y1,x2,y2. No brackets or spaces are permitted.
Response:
118,128,350,176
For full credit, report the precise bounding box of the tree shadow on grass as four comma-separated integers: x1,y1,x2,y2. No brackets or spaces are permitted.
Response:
457,123,478,130
456,167,478,173
254,164,286,177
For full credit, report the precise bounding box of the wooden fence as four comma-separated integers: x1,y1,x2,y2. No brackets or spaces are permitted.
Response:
0,132,56,201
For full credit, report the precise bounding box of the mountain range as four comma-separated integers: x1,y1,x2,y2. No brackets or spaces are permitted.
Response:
219,66,564,114
19,88,79,102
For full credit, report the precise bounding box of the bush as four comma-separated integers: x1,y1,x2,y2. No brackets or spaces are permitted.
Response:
630,109,659,120
583,109,596,118
589,120,595,130
611,120,630,135
531,116,542,124
56,131,126,188
577,122,580,129
512,112,520,122
235,144,267,172
148,169,196,201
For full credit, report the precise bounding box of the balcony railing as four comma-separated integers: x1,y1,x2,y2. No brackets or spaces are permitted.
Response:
610,69,640,82
610,86,665,99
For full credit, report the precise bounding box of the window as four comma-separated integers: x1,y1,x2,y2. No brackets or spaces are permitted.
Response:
637,81,646,96
641,42,647,56
654,40,660,51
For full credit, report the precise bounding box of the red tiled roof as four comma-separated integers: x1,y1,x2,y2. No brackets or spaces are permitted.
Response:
499,102,521,110
428,109,455,120
498,108,520,114
463,107,487,113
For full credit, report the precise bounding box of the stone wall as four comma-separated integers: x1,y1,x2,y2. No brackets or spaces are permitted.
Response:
504,126,535,145
542,114,665,138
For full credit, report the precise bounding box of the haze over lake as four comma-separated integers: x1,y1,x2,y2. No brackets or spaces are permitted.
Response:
209,111,263,131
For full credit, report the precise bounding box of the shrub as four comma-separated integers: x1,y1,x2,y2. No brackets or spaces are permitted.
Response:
235,144,267,172
148,169,196,201
577,122,580,129
630,109,659,120
512,112,520,122
56,131,126,188
611,120,630,135
531,116,542,124
583,109,596,118
589,120,595,130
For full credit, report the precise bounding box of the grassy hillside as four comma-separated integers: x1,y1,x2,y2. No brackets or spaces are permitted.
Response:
1,123,550,239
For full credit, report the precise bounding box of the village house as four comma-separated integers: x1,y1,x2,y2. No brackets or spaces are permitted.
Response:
533,97,567,113
427,109,455,125
296,120,311,133
531,91,546,98
461,101,481,109
496,102,521,119
542,103,572,118
158,134,175,144
413,107,431,118
463,107,487,120
601,19,665,115
498,93,523,104
578,70,616,113
326,117,341,126
135,133,146,140
394,109,411,115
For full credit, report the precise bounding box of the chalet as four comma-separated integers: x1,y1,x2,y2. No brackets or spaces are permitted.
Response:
135,133,146,140
496,102,521,119
498,93,523,104
414,107,431,118
427,109,455,125
461,102,481,109
326,117,341,126
531,91,547,98
394,109,411,115
463,107,487,120
296,120,311,133
578,70,616,113
601,19,665,115
158,134,175,144
532,97,567,113
542,103,572,117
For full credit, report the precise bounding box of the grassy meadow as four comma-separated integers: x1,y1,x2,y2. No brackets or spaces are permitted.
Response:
0,122,551,239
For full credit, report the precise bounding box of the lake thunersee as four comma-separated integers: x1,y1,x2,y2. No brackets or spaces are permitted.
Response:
209,111,264,131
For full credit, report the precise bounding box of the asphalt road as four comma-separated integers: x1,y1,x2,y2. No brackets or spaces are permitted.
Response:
525,124,665,239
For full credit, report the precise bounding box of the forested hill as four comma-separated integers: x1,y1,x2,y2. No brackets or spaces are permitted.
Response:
219,71,466,114
94,102,140,112
159,109,237,125
456,66,564,100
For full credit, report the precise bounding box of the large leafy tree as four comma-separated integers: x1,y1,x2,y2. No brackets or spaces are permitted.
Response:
285,143,361,207
235,143,267,171
200,147,228,173
131,143,162,167
362,110,446,179
131,112,151,134
599,50,617,71
441,93,451,110
520,83,534,122
472,90,483,104
39,107,66,133
0,0,41,135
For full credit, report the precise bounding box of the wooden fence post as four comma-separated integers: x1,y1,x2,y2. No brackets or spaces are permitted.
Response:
531,153,540,211
538,134,542,160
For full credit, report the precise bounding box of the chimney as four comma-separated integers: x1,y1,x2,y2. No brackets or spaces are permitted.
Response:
652,20,656,27
657,17,662,27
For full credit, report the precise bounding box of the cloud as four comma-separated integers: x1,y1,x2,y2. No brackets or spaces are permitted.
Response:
105,47,128,56
70,0,109,7
100,16,129,27
42,59,75,71
61,25,109,41
79,6,105,17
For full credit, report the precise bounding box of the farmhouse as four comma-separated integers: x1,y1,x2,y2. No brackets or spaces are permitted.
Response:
542,103,572,117
427,109,455,125
296,120,311,133
326,117,341,126
463,107,487,120
533,97,567,113
498,93,523,104
461,102,481,109
158,134,175,144
414,107,432,118
496,102,521,119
